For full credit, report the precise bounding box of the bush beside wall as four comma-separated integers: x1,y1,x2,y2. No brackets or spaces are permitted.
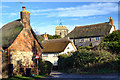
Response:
39,60,53,75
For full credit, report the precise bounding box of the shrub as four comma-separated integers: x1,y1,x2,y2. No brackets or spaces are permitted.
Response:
99,30,120,54
100,42,120,54
103,30,120,42
58,54,69,71
39,60,53,75
58,49,119,73
78,46,92,50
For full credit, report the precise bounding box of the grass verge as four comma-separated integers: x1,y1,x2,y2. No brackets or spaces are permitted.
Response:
2,75,47,80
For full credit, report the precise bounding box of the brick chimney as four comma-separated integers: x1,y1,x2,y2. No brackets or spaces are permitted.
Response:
20,6,30,29
43,33,48,40
109,16,113,26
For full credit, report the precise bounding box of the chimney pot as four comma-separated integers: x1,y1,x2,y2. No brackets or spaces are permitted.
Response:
109,16,113,26
22,6,25,11
44,32,48,40
110,16,112,19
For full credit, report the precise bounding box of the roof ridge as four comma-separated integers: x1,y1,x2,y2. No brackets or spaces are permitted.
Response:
75,22,109,28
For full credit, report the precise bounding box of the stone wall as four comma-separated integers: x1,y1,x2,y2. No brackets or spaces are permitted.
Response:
74,37,103,47
10,52,35,75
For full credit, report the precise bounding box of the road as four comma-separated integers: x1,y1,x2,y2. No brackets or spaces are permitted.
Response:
37,71,120,80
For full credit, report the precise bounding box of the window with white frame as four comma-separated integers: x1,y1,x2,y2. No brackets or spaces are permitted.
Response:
54,60,57,65
67,47,70,49
96,37,99,40
54,54,58,57
43,54,48,57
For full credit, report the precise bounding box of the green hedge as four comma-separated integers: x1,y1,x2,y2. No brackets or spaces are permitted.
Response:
39,60,53,75
99,30,120,54
100,41,120,54
58,49,119,73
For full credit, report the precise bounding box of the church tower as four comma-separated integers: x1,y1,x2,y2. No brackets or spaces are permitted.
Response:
55,20,69,38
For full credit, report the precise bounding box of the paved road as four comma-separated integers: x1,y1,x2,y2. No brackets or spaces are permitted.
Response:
37,71,120,80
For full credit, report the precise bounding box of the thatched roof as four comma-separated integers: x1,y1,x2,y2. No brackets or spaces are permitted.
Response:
0,19,23,49
0,19,43,49
67,22,113,39
42,38,74,53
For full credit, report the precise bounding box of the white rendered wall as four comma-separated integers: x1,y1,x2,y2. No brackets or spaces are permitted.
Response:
109,26,115,33
42,43,76,66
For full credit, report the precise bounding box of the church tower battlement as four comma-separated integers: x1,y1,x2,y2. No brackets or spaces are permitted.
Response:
55,20,69,38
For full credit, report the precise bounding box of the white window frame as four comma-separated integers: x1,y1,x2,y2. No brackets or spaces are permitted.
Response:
96,37,99,41
53,54,58,57
54,60,57,65
43,54,48,57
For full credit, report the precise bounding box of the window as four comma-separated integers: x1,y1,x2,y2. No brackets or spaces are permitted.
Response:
43,54,48,57
80,39,84,42
54,61,57,65
89,38,92,42
60,32,62,36
54,54,58,57
67,47,70,49
96,37,99,41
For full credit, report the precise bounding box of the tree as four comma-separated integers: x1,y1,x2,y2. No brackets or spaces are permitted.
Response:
40,34,61,39
36,35,43,42
103,30,120,42
52,35,61,39
100,30,120,54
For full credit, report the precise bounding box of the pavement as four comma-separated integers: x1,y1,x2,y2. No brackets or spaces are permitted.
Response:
37,71,120,80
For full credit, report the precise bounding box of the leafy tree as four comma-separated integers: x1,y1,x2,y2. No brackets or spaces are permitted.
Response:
40,34,61,39
36,35,43,42
103,30,120,42
100,30,120,54
58,49,119,73
52,35,61,39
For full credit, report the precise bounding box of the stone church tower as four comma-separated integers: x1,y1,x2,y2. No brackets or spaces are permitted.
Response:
55,21,69,38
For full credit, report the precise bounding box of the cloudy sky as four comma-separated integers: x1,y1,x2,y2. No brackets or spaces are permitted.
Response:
0,2,119,35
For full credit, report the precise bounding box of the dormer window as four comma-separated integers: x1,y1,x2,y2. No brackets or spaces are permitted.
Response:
67,47,70,49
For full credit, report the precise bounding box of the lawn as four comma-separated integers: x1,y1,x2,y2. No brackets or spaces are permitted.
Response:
2,75,47,80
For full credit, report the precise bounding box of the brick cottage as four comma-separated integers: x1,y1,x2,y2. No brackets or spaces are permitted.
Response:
0,6,43,77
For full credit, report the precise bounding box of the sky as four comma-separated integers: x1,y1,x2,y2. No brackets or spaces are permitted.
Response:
0,2,119,35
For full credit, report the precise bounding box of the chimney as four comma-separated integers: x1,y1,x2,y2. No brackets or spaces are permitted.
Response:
109,17,113,26
22,6,25,11
43,33,48,40
20,6,30,29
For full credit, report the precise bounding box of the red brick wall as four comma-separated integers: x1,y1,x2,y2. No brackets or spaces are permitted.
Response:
8,29,42,54
7,28,42,75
